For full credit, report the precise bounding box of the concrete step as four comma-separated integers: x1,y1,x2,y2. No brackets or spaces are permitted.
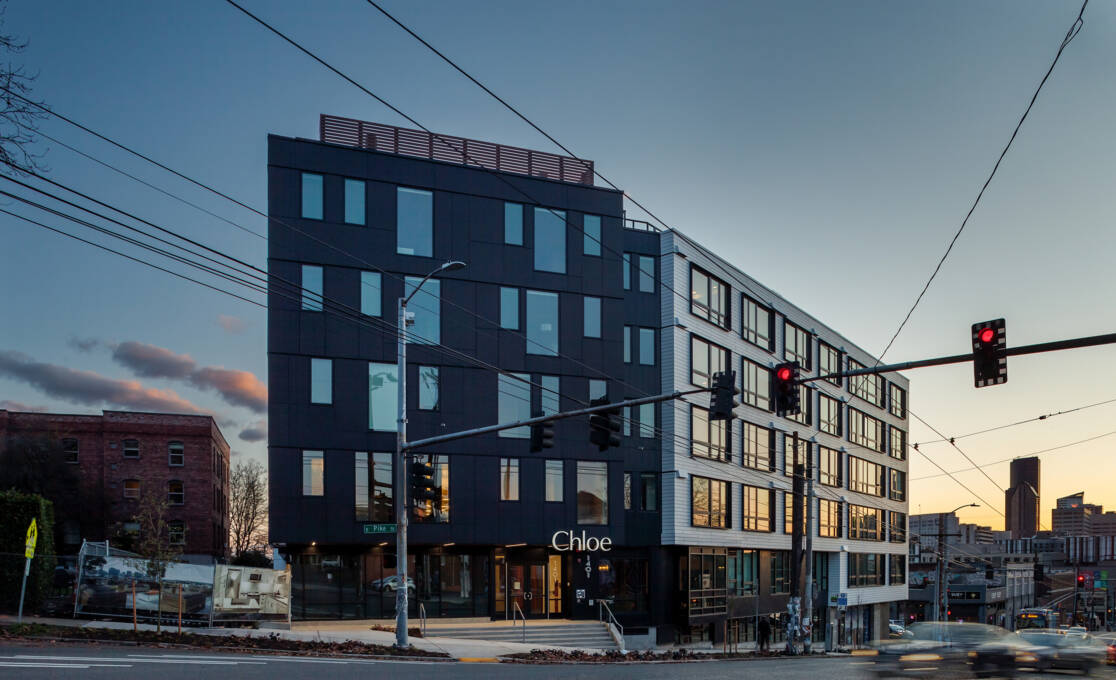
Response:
424,621,617,648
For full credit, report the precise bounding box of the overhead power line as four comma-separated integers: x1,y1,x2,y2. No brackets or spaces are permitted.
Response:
913,396,1116,447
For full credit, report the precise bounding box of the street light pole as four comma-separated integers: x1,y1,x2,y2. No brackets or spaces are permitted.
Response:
936,503,978,627
395,260,465,648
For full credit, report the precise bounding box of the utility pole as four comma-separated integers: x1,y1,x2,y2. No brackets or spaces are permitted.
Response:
803,440,815,654
1073,561,1080,627
788,431,804,655
937,513,947,624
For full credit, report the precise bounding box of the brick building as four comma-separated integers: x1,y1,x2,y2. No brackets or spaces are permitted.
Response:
0,409,230,559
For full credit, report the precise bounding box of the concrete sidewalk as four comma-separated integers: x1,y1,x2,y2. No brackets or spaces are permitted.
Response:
0,615,589,661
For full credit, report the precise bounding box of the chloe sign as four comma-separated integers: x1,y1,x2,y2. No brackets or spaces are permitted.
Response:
551,529,612,552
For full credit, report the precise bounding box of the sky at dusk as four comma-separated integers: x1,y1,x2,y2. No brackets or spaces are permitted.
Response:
1,0,1113,530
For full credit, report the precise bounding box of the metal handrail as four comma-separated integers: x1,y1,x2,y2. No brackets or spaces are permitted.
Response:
512,600,526,642
598,599,625,650
418,602,427,637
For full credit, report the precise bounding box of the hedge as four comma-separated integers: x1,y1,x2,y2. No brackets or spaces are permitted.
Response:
0,490,56,612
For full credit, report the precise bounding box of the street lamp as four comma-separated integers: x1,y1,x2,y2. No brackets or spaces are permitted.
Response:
395,260,465,648
937,503,979,625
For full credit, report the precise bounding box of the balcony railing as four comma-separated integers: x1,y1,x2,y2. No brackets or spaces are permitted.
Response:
623,218,661,233
319,114,594,186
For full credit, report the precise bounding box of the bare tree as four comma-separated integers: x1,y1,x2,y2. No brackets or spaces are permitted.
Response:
229,460,268,559
0,0,48,175
134,489,182,632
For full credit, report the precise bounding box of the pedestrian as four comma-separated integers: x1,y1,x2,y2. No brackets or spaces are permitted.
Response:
758,615,771,653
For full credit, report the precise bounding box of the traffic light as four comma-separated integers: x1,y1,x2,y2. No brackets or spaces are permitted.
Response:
588,397,622,451
773,362,801,416
1078,574,1086,585
709,370,739,420
972,319,1007,388
986,568,994,580
410,458,438,503
531,410,555,452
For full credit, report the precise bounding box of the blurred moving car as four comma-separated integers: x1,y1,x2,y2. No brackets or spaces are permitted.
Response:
1014,629,1106,674
1106,638,1116,665
872,622,1032,678
888,623,909,639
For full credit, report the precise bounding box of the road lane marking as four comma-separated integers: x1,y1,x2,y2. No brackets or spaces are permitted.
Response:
127,654,267,664
0,662,132,668
131,653,365,664
9,655,240,665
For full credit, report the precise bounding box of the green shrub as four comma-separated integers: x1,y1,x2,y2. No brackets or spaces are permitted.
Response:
0,490,56,612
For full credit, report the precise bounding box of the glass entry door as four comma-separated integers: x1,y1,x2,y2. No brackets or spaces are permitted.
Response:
500,558,562,618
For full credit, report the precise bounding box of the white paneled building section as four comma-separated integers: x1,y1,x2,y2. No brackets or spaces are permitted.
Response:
658,229,910,610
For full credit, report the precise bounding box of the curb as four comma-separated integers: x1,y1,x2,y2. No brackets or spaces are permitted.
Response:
496,652,842,665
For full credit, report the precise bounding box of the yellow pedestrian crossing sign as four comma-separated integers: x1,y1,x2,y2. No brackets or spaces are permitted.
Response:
25,518,37,559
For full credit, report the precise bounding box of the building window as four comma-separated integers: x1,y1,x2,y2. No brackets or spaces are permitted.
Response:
623,406,631,436
418,365,439,410
624,473,632,510
499,458,520,501
741,422,774,471
498,286,519,330
889,383,907,418
589,379,607,401
691,405,728,462
638,328,654,365
849,408,885,453
168,441,184,467
784,492,808,535
787,384,812,426
577,461,608,525
302,451,323,496
848,553,884,587
504,202,523,245
360,271,381,316
311,358,332,404
727,549,757,595
123,479,140,499
638,255,654,293
819,498,841,538
640,473,658,511
168,521,185,546
498,372,531,438
741,484,773,532
62,438,79,463
300,264,323,311
783,434,809,477
525,290,559,356
540,375,559,416
889,555,907,585
404,276,440,345
690,335,728,388
622,253,631,290
691,476,729,528
583,296,601,338
848,358,885,408
368,362,399,431
819,342,842,386
354,452,393,522
413,454,449,523
355,451,370,521
848,504,883,541
690,266,729,329
849,456,884,496
889,426,907,461
638,402,655,438
397,187,433,257
819,394,842,436
819,446,842,487
622,326,632,363
742,295,772,350
889,511,907,543
168,480,184,505
770,551,790,593
344,178,365,225
123,439,140,459
784,321,811,369
583,214,601,255
534,207,566,273
301,172,323,220
741,358,771,410
888,469,906,502
545,460,563,502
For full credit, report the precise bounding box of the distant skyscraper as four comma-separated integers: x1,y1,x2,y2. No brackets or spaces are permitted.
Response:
1005,456,1040,539
1051,492,1102,536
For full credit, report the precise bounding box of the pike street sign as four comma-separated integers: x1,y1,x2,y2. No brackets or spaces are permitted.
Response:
363,523,397,534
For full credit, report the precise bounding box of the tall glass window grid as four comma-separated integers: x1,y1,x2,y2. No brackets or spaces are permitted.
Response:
848,504,883,541
404,276,440,345
819,342,842,386
741,294,772,350
361,271,381,316
889,511,907,543
690,266,729,329
583,214,601,255
638,255,654,293
889,555,906,585
368,362,398,431
418,366,439,410
499,458,520,501
848,553,884,587
783,321,811,369
545,460,563,502
583,296,601,338
787,385,812,426
819,498,841,537
301,173,322,220
691,476,728,528
302,450,323,496
848,358,885,408
849,455,884,496
344,178,364,225
818,446,842,487
783,434,809,478
819,393,842,435
577,461,608,525
301,265,323,311
691,405,728,461
690,335,728,388
310,358,332,404
848,408,885,452
498,372,531,438
397,187,432,257
526,290,559,356
504,202,523,245
638,403,655,438
889,427,907,461
784,491,807,535
888,469,906,501
741,485,772,532
889,383,907,418
741,358,771,410
534,207,566,273
638,328,654,365
741,422,773,471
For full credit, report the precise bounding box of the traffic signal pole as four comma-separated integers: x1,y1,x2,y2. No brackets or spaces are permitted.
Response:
395,296,410,648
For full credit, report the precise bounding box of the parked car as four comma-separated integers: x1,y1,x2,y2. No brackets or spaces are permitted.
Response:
369,575,415,593
1014,629,1106,674
872,622,1032,678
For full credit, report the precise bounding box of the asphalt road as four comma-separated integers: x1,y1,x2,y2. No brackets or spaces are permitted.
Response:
1,642,1114,679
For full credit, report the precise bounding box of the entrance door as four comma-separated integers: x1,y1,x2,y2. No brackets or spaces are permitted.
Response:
500,558,563,618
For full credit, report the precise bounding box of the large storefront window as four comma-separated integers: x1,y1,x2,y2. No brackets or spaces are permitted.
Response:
577,461,608,525
682,547,727,617
727,549,757,595
596,557,648,613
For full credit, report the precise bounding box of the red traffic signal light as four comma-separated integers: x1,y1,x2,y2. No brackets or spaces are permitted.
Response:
773,362,800,416
979,328,994,344
1078,574,1086,583
777,366,792,381
971,319,1007,388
